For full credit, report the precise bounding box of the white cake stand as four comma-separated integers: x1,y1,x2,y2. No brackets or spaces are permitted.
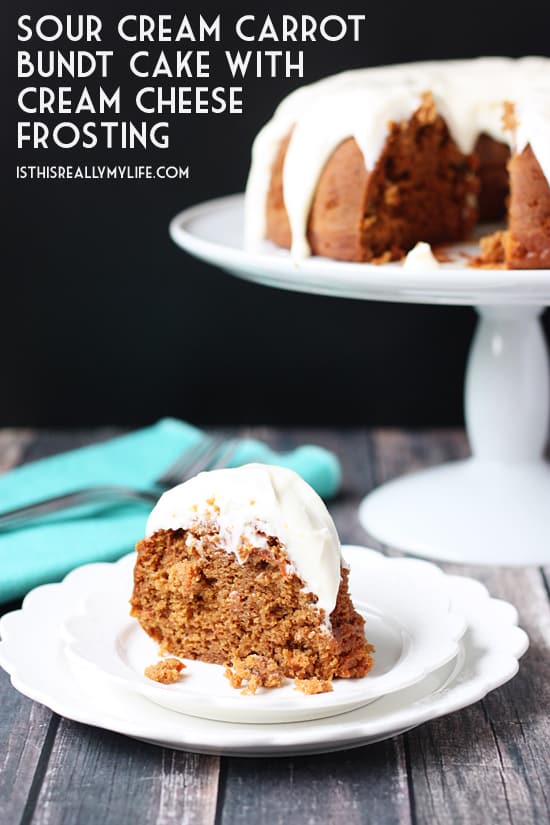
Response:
170,194,550,565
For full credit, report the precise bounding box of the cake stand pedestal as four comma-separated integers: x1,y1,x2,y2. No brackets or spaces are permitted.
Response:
170,194,550,565
361,305,550,565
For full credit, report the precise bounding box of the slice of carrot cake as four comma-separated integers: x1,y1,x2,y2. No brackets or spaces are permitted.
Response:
130,464,373,692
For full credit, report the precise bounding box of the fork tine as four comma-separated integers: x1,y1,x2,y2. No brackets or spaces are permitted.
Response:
180,435,227,480
156,435,218,486
155,438,210,486
207,438,240,472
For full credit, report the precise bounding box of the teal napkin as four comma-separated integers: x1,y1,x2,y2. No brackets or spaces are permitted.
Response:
0,418,341,603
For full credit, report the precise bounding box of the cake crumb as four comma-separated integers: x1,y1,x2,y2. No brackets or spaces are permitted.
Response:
502,100,517,132
432,246,453,263
470,230,509,268
225,654,285,695
145,658,186,684
294,677,334,695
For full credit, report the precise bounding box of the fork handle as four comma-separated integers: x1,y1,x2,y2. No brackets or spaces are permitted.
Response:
0,486,158,532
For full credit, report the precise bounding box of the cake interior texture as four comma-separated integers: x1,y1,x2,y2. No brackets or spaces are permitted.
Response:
479,145,550,269
130,526,374,684
267,96,480,263
267,117,550,268
248,58,550,269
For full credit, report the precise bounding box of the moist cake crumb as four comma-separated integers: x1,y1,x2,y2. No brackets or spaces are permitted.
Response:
294,677,334,695
265,94,479,263
225,654,286,695
131,527,374,690
471,230,508,268
144,658,186,684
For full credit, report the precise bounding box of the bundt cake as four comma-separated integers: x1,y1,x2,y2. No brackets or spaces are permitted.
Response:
130,464,373,694
245,57,550,269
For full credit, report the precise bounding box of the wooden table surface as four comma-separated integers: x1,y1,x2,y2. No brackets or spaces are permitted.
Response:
1,427,549,825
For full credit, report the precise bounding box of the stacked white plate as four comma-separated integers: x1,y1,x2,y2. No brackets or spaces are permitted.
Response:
0,547,528,756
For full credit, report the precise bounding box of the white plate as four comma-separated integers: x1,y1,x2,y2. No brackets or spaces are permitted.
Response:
0,548,528,756
62,548,466,723
169,195,550,306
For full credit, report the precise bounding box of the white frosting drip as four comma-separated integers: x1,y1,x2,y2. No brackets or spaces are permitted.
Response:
516,86,550,191
146,463,343,618
245,57,550,259
403,242,440,271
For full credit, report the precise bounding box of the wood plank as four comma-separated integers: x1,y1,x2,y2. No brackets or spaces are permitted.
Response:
371,426,470,483
405,564,550,825
371,429,550,825
26,723,219,825
20,427,123,463
0,429,59,825
0,671,59,825
218,739,411,825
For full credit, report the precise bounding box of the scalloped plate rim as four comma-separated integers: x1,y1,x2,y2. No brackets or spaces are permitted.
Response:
60,547,468,722
0,546,529,754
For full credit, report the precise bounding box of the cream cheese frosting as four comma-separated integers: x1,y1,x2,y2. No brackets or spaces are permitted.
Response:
403,242,440,271
244,57,550,259
146,463,343,617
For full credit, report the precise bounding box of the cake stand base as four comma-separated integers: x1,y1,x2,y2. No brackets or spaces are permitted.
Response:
359,458,550,566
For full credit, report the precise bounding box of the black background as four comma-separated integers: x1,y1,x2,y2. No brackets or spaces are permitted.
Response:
4,1,549,427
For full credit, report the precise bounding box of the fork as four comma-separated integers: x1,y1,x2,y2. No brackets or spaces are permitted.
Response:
0,435,239,532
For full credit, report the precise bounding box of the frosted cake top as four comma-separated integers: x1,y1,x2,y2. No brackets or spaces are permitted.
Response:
244,57,550,258
146,463,343,617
